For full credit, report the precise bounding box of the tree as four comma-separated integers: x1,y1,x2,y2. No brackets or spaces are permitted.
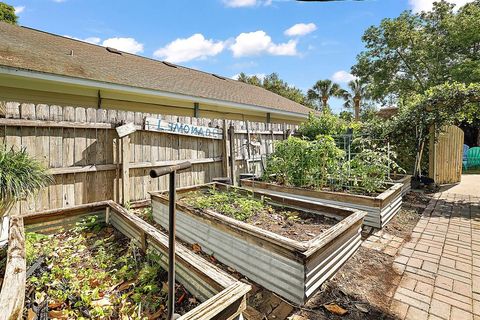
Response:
0,147,52,216
339,111,354,122
342,79,370,121
307,79,344,112
236,72,314,108
0,2,18,24
352,1,480,102
236,72,262,86
391,82,480,178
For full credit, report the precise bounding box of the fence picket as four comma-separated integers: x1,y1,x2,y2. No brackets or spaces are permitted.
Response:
2,102,297,214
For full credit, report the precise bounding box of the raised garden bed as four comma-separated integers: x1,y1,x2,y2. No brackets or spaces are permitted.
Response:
240,179,403,229
0,201,250,320
150,183,366,305
25,218,200,318
390,174,412,196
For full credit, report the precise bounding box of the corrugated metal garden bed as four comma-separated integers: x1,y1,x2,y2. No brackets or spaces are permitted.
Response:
151,182,366,305
240,179,403,229
390,174,412,197
0,201,250,320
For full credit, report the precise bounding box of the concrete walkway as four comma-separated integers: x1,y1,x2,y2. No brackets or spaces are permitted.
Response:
390,192,480,320
439,175,480,197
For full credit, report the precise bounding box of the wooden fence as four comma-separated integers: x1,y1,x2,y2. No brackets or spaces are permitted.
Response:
0,102,296,215
429,125,464,184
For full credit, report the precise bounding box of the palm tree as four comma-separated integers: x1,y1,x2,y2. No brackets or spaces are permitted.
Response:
342,79,369,121
307,79,344,112
0,147,52,216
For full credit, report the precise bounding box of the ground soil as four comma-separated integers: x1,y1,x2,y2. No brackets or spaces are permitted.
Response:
289,193,431,320
246,207,339,242
267,180,384,197
179,190,339,242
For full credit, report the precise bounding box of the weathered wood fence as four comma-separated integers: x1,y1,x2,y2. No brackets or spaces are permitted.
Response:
0,102,296,215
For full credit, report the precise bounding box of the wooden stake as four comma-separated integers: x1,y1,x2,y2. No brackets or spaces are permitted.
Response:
0,217,26,320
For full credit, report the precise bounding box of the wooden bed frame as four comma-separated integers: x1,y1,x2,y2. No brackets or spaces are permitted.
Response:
0,201,250,320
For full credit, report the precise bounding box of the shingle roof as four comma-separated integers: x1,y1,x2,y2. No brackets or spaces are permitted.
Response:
0,22,312,115
377,107,398,119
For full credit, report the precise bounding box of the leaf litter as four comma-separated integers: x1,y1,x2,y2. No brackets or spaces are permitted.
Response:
23,216,198,319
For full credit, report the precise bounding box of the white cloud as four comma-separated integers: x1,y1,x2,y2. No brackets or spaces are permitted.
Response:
14,6,25,14
409,0,474,13
331,70,357,83
153,34,225,63
284,23,317,37
223,0,271,7
84,37,101,44
52,0,66,2
230,31,297,57
64,35,143,54
64,35,101,44
102,37,144,54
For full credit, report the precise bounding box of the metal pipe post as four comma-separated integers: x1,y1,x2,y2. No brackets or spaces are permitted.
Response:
149,161,191,320
167,170,176,320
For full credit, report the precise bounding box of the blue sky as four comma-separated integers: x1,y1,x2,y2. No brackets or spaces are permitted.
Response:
10,0,465,112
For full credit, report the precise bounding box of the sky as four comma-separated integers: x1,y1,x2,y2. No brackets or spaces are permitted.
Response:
9,0,474,113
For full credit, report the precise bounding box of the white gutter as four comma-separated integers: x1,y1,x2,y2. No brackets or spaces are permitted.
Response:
0,66,309,119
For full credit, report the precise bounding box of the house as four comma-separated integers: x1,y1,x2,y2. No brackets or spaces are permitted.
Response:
377,106,398,119
0,22,311,124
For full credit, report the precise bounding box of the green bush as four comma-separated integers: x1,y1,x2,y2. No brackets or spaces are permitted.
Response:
264,136,345,188
297,112,349,140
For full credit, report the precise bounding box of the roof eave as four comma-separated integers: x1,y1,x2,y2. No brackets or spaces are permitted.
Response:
0,65,309,120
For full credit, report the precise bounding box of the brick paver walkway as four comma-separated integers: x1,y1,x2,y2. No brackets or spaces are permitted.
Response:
390,193,480,320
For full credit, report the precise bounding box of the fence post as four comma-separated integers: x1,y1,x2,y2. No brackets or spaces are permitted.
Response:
222,119,229,179
121,135,131,205
228,123,236,185
116,122,137,205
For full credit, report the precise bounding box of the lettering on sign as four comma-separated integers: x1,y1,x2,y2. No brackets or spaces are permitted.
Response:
144,117,223,139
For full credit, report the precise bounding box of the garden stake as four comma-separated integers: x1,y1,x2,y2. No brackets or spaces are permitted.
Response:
150,161,192,320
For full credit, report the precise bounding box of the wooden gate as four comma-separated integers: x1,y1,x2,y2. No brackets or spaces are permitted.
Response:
429,125,464,184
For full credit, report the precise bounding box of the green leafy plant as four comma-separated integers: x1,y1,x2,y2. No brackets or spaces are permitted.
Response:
182,187,264,221
263,134,404,195
264,136,345,189
0,147,52,216
347,138,404,193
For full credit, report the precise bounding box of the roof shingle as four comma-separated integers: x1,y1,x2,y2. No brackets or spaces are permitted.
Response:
0,22,312,115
